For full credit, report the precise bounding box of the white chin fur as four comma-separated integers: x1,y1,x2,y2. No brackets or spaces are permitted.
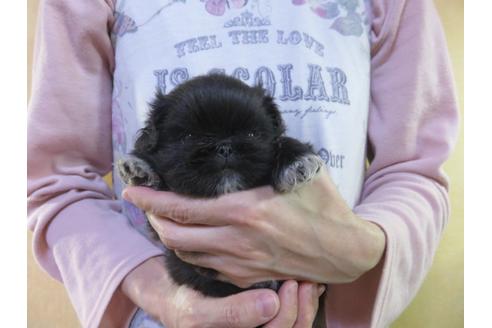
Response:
216,172,244,194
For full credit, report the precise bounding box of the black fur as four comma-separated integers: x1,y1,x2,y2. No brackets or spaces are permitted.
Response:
118,74,325,327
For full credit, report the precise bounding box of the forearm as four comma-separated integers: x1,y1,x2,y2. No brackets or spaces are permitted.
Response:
323,0,459,326
28,0,164,326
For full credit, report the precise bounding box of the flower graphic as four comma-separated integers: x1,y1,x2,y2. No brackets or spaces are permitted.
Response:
112,0,186,38
112,11,138,37
292,0,339,19
202,0,248,16
291,0,364,36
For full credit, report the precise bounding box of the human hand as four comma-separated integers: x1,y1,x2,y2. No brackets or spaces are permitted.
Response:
123,167,386,287
264,280,326,328
120,256,282,328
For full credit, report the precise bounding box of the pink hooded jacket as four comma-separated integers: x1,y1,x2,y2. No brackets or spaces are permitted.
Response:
27,0,459,326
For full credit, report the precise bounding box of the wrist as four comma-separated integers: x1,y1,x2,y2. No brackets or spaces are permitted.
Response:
120,255,176,322
352,216,386,276
315,209,386,283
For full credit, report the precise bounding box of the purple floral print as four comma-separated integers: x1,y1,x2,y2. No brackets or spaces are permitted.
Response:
202,0,248,16
291,0,365,36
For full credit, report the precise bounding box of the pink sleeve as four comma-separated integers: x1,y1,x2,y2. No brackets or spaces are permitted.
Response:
325,0,459,327
27,1,163,327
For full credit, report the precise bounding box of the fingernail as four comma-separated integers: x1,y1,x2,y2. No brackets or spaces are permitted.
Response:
122,189,131,202
257,294,278,319
290,281,298,295
317,285,326,296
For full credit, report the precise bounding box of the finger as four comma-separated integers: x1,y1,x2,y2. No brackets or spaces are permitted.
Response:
174,250,225,269
123,186,238,225
147,214,230,252
196,289,280,328
123,185,276,225
264,280,298,328
175,251,260,288
293,282,320,328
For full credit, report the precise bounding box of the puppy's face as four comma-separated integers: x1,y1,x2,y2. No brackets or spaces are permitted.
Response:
133,75,285,196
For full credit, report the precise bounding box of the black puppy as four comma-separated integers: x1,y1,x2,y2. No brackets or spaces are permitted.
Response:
118,74,325,327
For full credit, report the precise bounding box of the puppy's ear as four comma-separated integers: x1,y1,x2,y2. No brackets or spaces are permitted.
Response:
134,124,158,153
134,91,170,153
254,86,286,137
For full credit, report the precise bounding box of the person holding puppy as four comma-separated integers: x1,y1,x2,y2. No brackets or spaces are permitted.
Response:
28,0,458,327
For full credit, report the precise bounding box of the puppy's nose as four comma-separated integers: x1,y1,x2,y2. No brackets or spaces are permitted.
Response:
217,143,233,159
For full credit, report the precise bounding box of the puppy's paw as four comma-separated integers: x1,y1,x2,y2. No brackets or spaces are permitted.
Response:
274,154,323,193
117,156,161,187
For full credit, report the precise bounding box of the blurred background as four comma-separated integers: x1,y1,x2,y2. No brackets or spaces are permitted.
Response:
27,0,464,326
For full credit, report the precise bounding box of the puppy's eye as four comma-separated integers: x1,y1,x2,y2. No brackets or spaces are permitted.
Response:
181,133,193,142
247,132,255,137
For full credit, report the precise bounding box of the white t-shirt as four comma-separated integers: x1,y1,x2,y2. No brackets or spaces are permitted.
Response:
110,2,371,324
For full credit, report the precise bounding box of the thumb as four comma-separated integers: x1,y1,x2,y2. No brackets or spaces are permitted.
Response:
199,289,280,328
